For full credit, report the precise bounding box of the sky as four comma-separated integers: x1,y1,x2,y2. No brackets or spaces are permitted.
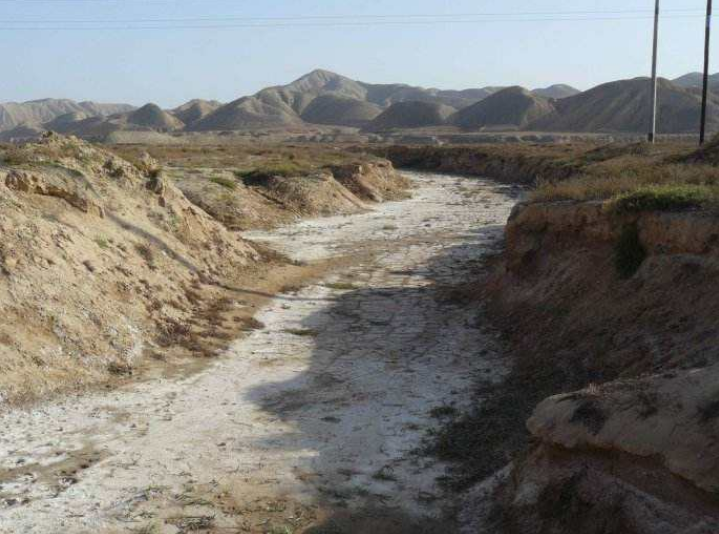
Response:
0,0,714,107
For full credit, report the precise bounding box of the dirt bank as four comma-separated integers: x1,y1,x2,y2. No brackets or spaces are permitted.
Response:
369,142,704,194
171,160,409,231
0,135,408,405
370,144,585,185
475,201,719,533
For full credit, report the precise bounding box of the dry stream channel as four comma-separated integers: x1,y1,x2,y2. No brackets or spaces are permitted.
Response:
0,172,519,533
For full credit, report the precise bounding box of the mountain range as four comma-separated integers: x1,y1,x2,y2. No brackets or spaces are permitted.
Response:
0,69,717,140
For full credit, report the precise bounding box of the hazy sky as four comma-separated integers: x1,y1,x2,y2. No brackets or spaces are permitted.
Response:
0,0,713,107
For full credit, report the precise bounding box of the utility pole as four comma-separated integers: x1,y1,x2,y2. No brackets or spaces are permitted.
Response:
700,0,714,145
649,0,660,143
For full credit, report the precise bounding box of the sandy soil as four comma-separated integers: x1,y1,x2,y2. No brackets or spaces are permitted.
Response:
0,172,518,534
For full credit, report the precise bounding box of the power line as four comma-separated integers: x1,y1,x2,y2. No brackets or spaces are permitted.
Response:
0,13,706,31
0,9,707,23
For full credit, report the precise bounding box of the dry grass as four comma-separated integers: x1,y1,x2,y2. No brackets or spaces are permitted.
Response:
532,165,719,203
1,140,85,166
208,175,237,190
529,140,719,209
109,143,375,177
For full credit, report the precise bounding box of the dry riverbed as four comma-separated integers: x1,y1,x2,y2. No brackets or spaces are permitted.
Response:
0,172,518,533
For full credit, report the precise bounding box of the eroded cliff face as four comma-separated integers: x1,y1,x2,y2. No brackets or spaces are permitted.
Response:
486,202,719,533
374,145,580,185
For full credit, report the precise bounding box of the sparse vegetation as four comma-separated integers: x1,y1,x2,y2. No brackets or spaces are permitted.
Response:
2,138,87,166
324,282,357,291
209,175,238,190
134,243,155,264
94,236,110,249
524,140,719,211
610,184,713,214
131,522,162,534
372,465,398,482
2,146,34,166
110,143,372,175
392,139,719,213
236,161,306,179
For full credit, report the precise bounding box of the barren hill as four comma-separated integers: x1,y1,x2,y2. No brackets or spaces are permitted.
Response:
672,71,719,89
15,70,719,138
299,94,383,127
171,99,222,127
365,100,455,131
533,77,719,133
0,99,134,132
271,69,496,110
451,86,556,130
532,84,581,99
190,69,498,131
187,95,303,131
123,103,185,130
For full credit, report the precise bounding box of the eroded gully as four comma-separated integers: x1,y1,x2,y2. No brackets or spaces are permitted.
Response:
0,172,519,533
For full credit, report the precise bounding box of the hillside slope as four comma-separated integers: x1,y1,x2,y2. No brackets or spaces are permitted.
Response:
452,86,556,130
673,71,719,89
170,99,222,127
533,77,719,133
532,84,581,99
299,94,383,127
0,99,134,132
190,69,497,131
123,103,185,130
365,100,455,131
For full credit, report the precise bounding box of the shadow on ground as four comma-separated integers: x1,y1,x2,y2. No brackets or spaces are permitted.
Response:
242,231,508,530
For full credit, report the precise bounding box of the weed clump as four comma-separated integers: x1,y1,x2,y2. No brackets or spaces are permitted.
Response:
209,176,238,190
134,243,155,266
236,162,305,182
611,184,712,214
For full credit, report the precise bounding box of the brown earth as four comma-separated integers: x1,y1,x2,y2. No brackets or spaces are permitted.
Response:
0,134,409,405
466,201,719,533
171,160,409,231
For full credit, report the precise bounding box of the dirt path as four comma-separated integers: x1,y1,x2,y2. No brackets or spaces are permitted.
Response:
0,173,518,534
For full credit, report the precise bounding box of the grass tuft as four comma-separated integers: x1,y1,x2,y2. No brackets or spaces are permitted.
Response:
94,237,110,250
209,176,238,190
324,282,357,291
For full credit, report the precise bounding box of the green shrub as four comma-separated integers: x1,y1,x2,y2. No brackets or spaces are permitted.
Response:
235,162,306,180
611,184,713,214
614,224,647,278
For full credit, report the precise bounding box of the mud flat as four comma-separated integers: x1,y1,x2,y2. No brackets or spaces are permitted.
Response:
0,172,518,533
